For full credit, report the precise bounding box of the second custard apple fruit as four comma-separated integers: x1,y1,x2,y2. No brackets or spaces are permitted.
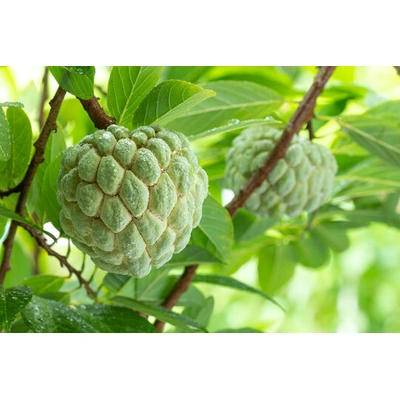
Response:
57,124,208,278
225,126,337,218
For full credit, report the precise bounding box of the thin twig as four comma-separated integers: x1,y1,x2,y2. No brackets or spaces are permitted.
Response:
0,86,66,284
154,265,197,332
38,68,49,129
153,66,336,332
307,119,315,140
20,223,97,298
0,183,23,199
78,96,115,129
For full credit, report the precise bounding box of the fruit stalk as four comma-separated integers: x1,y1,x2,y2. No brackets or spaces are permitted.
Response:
79,96,116,129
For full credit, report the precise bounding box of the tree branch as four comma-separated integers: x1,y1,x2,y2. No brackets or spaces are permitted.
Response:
153,66,336,332
394,66,400,76
38,67,49,129
78,96,115,129
0,86,66,284
20,223,97,298
154,265,198,332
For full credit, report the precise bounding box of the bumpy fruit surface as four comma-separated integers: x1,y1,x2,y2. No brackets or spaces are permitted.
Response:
57,125,208,278
225,126,337,218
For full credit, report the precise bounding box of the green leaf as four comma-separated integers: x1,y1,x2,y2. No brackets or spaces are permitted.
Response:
338,115,400,167
233,209,277,243
0,102,24,108
28,128,66,222
313,222,349,253
294,231,330,269
177,285,207,308
41,155,63,230
0,204,57,241
103,273,130,294
322,84,368,101
215,327,263,333
64,66,92,75
190,196,234,263
0,285,33,332
74,304,157,333
180,296,214,330
39,292,70,304
3,239,32,288
22,297,153,333
214,236,276,276
48,66,95,100
20,296,57,333
19,275,65,295
108,66,164,128
104,269,172,303
132,79,216,127
167,80,284,136
104,269,205,308
189,118,283,141
27,297,99,332
131,269,174,303
0,107,11,162
162,66,213,82
313,99,347,132
366,99,400,122
334,158,400,201
0,107,32,189
112,296,207,333
258,243,297,294
342,209,400,228
205,66,298,95
193,274,284,311
165,245,222,267
10,318,31,333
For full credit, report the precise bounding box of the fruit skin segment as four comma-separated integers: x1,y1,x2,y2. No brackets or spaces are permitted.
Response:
224,126,338,218
57,124,208,278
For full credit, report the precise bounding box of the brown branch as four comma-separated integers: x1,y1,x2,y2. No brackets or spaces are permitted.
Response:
78,96,115,129
154,265,198,332
20,223,97,298
394,66,400,76
0,86,66,284
153,66,336,332
38,67,49,129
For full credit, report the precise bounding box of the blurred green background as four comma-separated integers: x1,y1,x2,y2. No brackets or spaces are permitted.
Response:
2,66,400,333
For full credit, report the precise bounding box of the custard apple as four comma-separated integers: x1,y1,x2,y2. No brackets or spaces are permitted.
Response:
225,126,337,218
57,124,208,278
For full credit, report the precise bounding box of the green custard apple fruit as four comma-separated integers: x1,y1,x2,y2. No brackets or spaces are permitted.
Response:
57,124,208,278
225,126,337,218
